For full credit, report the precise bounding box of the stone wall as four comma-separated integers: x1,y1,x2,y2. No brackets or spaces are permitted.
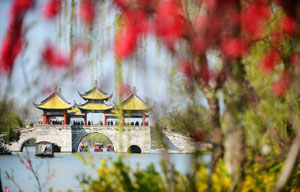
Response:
8,125,72,152
163,131,211,153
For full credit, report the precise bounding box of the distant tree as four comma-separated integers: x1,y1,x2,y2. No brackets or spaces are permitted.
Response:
0,101,22,143
159,105,210,141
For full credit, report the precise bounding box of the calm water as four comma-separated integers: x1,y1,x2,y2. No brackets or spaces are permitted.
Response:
0,147,210,192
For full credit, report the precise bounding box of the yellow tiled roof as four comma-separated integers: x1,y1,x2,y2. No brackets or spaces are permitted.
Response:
80,87,111,100
67,106,85,116
122,94,151,111
78,102,113,112
35,94,72,110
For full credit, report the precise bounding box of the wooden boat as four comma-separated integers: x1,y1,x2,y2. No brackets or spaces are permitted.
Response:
106,144,114,152
35,141,54,157
94,143,104,152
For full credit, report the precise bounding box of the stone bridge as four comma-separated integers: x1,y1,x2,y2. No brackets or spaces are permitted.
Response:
6,125,210,153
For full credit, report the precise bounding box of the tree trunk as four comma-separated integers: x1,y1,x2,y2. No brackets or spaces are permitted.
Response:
206,92,224,170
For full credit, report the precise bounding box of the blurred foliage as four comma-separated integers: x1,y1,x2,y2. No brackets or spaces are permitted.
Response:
75,155,300,192
0,101,22,143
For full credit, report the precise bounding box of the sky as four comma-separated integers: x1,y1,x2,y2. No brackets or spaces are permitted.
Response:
0,0,210,122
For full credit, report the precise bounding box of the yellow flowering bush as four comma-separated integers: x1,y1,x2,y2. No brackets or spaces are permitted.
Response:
76,154,300,192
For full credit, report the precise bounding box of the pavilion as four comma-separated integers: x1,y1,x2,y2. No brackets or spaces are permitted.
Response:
34,87,72,125
105,93,152,126
67,104,86,125
77,81,113,124
34,84,151,126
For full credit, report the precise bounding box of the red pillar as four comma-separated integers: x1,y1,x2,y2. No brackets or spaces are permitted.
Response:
84,113,87,126
122,112,125,125
43,111,47,125
143,112,145,126
46,116,50,125
64,111,67,125
104,115,106,126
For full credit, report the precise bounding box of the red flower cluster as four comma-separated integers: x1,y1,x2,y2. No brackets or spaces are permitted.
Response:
179,60,195,79
241,2,270,38
221,38,248,60
114,10,149,60
280,16,297,36
155,0,186,48
42,0,63,19
272,70,291,97
42,44,70,68
118,83,132,97
0,0,34,74
79,0,96,26
113,0,186,60
260,50,280,75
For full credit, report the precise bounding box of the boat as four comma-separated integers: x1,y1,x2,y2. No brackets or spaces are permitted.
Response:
79,144,88,152
106,144,114,152
35,141,54,157
94,143,104,152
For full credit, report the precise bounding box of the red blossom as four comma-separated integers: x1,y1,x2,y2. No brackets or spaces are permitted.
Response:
24,157,30,164
47,174,55,179
42,0,62,19
280,16,297,36
114,10,149,60
155,0,186,48
10,0,34,16
272,70,291,97
20,159,24,164
5,186,10,192
114,22,139,60
179,60,194,79
0,27,23,73
221,38,247,59
256,156,262,162
26,164,32,170
190,36,207,55
290,53,299,67
260,50,280,75
118,83,132,97
42,44,70,68
79,0,95,26
241,3,270,38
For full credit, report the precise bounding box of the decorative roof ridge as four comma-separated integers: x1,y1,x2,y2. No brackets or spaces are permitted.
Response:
78,86,112,100
122,93,150,106
36,91,71,107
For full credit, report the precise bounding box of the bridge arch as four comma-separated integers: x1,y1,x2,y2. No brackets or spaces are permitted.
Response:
20,137,36,152
75,131,117,152
127,145,142,153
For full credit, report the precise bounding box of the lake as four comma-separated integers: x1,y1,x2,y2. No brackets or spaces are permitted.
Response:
0,147,210,192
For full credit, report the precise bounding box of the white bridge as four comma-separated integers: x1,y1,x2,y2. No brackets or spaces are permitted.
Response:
7,125,209,153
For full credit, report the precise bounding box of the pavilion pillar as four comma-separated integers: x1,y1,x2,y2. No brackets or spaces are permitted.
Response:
104,115,106,126
46,116,50,125
83,114,86,126
122,112,125,125
43,111,47,125
143,112,145,126
64,111,67,125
